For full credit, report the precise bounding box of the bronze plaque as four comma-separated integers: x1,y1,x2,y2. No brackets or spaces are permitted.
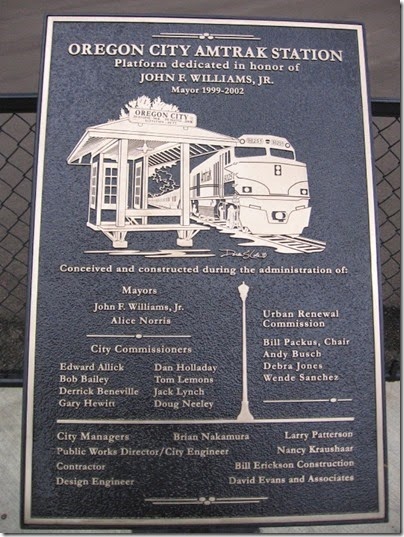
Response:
22,16,386,528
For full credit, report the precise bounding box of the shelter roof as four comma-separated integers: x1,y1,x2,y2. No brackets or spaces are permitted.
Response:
67,118,237,167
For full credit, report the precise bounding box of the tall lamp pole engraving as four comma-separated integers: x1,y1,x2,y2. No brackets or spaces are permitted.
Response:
237,282,254,422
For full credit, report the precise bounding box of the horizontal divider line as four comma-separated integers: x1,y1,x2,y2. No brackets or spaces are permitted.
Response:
86,334,191,338
56,417,355,425
264,398,353,403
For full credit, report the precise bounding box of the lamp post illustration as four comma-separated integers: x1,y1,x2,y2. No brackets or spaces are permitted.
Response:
237,282,254,422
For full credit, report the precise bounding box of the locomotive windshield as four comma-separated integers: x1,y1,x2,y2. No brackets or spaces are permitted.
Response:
234,147,267,158
234,146,296,160
270,148,295,160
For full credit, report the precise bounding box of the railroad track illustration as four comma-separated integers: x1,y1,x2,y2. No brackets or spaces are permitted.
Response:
192,217,326,254
255,234,326,254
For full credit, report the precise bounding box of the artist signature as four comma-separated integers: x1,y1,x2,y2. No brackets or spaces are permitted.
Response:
219,249,268,260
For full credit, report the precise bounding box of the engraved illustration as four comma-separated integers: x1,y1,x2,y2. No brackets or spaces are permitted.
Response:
152,31,262,41
145,495,268,506
68,96,326,254
237,282,254,422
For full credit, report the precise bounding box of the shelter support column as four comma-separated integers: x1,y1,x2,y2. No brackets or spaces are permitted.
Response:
95,153,104,226
177,143,193,247
142,154,149,224
114,138,129,248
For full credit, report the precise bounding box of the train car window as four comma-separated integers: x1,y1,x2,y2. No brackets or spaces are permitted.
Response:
195,173,201,196
270,148,295,160
224,182,235,196
234,147,267,158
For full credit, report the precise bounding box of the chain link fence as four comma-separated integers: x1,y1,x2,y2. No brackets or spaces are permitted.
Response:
371,102,401,381
0,96,400,384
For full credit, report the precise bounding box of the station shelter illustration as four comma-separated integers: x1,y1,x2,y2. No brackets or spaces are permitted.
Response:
68,97,238,248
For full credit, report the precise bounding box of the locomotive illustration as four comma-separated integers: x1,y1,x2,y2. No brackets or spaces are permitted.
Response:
150,134,311,236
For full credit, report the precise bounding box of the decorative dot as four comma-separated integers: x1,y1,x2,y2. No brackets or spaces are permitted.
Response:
204,500,211,505
208,496,216,502
199,497,206,503
135,334,143,339
199,35,205,40
330,397,337,403
208,35,214,40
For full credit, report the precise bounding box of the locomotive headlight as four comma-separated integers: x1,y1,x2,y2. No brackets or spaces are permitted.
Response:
272,211,287,221
300,188,308,195
242,186,252,193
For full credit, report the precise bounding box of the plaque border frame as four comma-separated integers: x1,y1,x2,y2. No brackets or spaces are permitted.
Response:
21,15,387,528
